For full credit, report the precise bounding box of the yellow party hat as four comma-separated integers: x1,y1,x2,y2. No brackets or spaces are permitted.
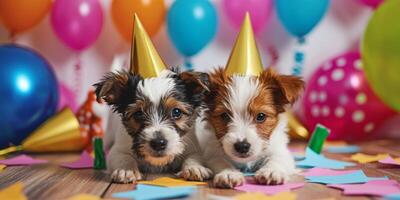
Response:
130,14,166,78
0,108,83,155
225,12,264,76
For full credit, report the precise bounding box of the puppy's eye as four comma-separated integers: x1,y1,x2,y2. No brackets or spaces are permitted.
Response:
256,113,266,123
171,108,182,119
220,112,230,122
133,111,144,120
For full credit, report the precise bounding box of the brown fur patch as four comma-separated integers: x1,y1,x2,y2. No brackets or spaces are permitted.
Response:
205,68,232,139
164,96,192,132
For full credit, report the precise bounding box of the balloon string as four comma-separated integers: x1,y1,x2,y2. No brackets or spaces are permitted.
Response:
9,32,16,43
74,56,82,99
184,57,193,71
267,45,279,67
0,145,23,156
292,37,305,76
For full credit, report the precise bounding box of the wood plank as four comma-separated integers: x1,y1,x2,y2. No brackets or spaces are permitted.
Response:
0,154,111,200
1,140,399,199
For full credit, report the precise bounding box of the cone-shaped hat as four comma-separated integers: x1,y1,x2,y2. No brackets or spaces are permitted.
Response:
130,14,166,78
225,12,263,76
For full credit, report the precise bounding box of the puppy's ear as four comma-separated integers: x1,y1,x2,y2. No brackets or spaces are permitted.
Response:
179,71,210,93
260,68,304,106
93,70,142,113
178,71,210,107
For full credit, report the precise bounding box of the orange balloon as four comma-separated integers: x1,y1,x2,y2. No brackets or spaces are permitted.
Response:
111,0,166,42
0,0,52,35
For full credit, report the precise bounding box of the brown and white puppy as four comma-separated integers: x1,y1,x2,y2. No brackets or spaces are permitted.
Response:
94,68,212,183
202,68,304,188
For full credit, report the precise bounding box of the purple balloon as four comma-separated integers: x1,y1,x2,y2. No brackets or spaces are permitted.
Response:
222,0,273,35
51,0,103,51
302,51,395,141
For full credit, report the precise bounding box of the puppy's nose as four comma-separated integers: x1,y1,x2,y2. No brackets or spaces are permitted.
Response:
234,141,251,154
150,138,168,151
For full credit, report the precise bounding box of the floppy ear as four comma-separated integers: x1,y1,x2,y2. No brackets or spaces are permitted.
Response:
178,71,210,107
93,70,142,113
260,68,304,106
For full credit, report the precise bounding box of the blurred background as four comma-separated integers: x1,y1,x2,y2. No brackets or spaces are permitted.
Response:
1,0,399,152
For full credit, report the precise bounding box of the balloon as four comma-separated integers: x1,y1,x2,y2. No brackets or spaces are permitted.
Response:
362,0,400,112
357,0,383,9
302,52,395,141
167,0,218,57
275,0,330,38
50,0,104,51
111,0,166,42
0,44,59,148
0,0,52,35
58,83,78,113
222,0,273,35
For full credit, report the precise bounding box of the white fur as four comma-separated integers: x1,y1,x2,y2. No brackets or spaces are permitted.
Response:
137,78,175,106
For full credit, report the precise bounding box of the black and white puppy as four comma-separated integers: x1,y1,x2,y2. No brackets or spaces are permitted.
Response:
94,68,212,183
202,68,304,188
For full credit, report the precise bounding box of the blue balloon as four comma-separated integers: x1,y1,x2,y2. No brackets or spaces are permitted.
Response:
0,44,59,148
275,0,330,38
167,0,218,57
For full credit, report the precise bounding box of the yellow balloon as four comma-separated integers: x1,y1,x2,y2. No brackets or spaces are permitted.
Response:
362,0,400,112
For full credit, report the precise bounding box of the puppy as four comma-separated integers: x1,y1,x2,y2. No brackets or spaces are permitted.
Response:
94,68,212,183
203,68,304,188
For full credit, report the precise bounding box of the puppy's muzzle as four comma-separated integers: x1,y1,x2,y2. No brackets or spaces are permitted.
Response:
234,140,251,156
149,138,168,152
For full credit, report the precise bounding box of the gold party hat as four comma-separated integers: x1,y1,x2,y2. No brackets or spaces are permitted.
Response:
130,14,166,78
225,12,264,76
287,111,309,139
0,108,83,155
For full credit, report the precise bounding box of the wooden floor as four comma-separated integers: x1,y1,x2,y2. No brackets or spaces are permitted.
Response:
0,139,399,200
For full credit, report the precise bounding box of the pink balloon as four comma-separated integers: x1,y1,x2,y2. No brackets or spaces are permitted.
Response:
302,51,395,141
51,0,103,51
357,0,384,9
222,0,273,35
58,83,78,113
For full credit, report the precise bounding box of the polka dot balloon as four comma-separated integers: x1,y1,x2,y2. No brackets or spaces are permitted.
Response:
303,51,395,141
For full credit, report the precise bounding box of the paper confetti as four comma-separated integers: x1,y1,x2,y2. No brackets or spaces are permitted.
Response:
234,181,304,195
385,193,400,200
139,177,206,187
351,153,389,164
302,168,357,177
0,154,48,166
296,147,355,169
234,192,297,200
306,170,388,184
329,180,400,196
60,151,93,169
66,194,100,200
0,164,5,172
112,184,194,200
379,156,400,167
0,182,27,200
243,172,255,177
325,145,360,154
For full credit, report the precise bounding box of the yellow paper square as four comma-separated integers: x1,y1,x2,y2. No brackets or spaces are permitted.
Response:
0,182,27,200
235,192,296,200
66,194,100,200
0,164,5,172
139,177,206,187
351,153,389,163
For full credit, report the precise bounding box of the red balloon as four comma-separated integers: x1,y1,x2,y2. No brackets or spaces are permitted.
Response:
302,51,395,141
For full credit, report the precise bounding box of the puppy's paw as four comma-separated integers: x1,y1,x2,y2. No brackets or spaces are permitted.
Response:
255,165,290,185
111,169,142,184
213,169,245,189
178,165,213,181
